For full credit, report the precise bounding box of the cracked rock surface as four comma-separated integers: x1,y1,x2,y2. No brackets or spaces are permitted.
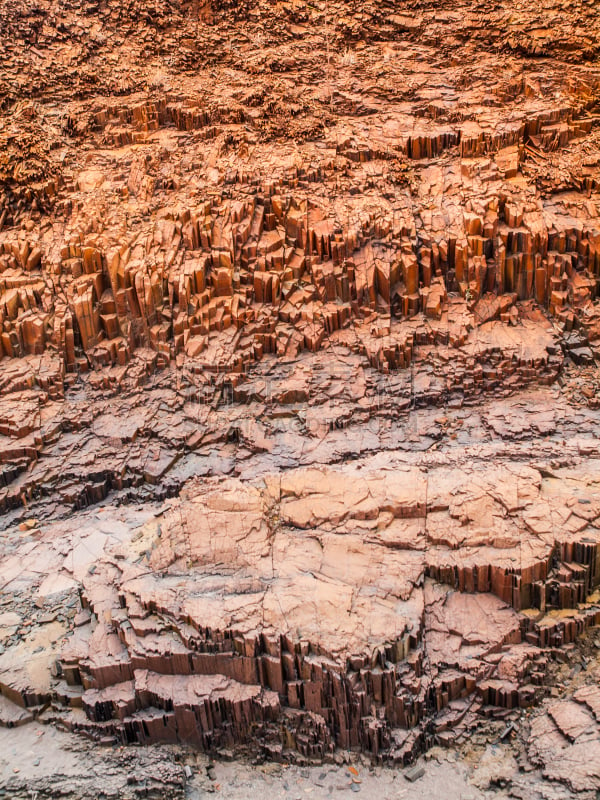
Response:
1,0,600,796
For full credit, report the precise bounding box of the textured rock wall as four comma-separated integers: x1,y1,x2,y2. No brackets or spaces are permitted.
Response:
1,0,600,777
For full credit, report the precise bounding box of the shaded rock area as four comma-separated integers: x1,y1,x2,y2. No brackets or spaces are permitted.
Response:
2,0,600,796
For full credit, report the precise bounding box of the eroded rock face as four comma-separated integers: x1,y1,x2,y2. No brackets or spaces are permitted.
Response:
1,0,600,790
0,0,599,376
1,386,600,781
528,690,600,793
0,453,595,763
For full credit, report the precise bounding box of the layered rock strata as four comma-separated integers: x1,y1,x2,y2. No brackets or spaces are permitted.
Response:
1,0,600,784
1,446,600,764
0,0,599,375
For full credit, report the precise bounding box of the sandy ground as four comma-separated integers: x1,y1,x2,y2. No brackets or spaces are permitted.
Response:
187,758,490,800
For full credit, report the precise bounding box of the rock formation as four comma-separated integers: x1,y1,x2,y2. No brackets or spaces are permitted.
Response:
1,0,600,795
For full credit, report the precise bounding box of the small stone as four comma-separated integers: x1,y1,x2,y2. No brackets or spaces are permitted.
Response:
405,765,425,782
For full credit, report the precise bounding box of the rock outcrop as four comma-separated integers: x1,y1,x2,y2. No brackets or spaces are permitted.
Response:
1,0,600,791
